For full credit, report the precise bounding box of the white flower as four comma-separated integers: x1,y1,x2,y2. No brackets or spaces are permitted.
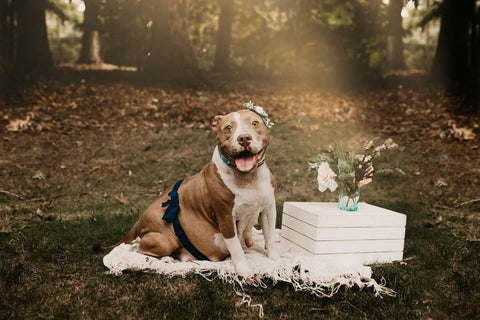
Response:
244,101,255,109
365,140,375,150
385,138,398,149
355,154,372,162
317,162,338,192
375,139,398,153
254,106,265,115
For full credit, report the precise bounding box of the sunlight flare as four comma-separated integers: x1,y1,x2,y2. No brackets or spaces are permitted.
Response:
77,2,85,13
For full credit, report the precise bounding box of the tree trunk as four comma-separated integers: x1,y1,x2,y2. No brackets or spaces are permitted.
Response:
213,0,234,73
472,4,480,113
0,0,15,107
0,0,8,74
431,0,473,84
470,0,478,76
78,0,102,64
144,0,199,81
15,0,54,73
0,0,7,107
385,0,406,70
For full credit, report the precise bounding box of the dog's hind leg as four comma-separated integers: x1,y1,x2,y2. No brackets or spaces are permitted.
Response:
93,222,138,252
137,232,179,258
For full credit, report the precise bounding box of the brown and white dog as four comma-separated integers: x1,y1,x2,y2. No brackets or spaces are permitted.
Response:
99,109,279,277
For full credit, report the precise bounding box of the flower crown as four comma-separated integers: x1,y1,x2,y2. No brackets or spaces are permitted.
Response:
243,101,274,129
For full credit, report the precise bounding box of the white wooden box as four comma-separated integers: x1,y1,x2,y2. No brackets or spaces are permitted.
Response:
281,202,406,264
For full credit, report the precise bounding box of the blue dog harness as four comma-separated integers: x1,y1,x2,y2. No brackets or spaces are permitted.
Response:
162,179,209,261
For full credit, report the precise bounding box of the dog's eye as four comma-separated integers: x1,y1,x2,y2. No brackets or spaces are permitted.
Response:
252,121,259,126
224,125,232,131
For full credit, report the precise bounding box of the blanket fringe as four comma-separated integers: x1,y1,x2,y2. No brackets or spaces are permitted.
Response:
103,232,396,317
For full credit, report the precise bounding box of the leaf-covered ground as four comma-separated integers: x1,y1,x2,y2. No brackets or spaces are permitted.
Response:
0,77,479,319
2,79,479,236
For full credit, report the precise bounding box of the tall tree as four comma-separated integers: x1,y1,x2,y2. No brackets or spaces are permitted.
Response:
431,0,479,112
0,0,7,106
0,0,9,74
15,0,54,73
213,0,234,72
78,0,103,64
144,0,199,81
431,0,474,84
385,0,406,70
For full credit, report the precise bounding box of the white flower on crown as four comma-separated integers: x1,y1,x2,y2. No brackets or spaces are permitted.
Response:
254,105,265,115
244,101,274,129
317,162,338,192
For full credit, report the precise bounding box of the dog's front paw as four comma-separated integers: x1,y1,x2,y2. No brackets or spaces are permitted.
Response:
267,247,280,261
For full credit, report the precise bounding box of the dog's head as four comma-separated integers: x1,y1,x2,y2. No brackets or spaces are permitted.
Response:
212,110,270,173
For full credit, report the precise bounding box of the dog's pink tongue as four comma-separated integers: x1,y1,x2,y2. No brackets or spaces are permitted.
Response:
235,154,257,172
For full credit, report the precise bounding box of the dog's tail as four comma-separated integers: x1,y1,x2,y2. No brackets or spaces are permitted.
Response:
93,222,138,253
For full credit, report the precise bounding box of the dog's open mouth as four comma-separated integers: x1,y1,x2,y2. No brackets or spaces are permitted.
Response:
234,149,265,172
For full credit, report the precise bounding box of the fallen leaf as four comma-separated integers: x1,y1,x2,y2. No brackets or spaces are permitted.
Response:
0,226,12,233
36,208,55,221
445,121,477,141
424,216,443,228
33,173,47,180
7,119,30,132
115,193,129,205
6,114,42,132
452,127,476,141
434,216,443,225
434,180,448,188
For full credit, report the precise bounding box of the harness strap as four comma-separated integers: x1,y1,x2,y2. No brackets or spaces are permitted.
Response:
162,179,209,261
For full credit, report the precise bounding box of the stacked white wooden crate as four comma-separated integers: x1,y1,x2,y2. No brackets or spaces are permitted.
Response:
281,202,406,264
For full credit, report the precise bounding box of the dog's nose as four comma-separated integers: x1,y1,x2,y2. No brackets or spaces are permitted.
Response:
237,134,252,147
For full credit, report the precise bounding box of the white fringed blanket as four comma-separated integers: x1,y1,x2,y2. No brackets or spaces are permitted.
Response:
103,229,395,317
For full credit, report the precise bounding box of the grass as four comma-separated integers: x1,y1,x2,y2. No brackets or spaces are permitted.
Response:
1,120,479,319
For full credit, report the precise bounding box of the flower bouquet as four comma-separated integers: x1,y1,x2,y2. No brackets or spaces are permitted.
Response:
309,139,399,211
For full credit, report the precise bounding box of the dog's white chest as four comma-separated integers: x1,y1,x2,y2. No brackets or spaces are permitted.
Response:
213,150,273,214
233,189,267,222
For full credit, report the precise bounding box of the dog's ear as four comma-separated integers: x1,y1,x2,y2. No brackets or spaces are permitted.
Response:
212,115,223,134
